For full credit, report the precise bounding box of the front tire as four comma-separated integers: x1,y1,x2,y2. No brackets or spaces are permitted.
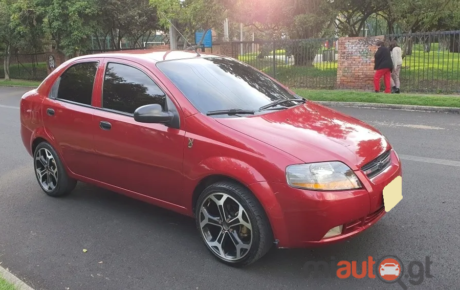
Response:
33,142,77,197
195,181,274,267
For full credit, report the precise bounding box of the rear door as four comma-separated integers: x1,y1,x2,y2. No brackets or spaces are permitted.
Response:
90,58,186,206
42,59,102,179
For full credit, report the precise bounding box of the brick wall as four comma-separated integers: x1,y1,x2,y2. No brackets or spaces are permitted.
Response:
337,36,384,91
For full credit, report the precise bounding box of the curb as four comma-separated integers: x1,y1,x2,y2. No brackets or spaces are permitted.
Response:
0,265,34,290
314,101,460,114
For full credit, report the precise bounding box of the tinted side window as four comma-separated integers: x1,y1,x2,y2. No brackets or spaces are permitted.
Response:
56,62,98,105
102,63,166,114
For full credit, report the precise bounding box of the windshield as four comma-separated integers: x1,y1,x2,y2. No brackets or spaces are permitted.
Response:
156,57,301,115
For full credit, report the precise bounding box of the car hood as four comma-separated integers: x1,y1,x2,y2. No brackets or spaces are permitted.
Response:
216,101,390,170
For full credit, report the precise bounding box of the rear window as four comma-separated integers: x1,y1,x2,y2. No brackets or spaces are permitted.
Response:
55,62,98,105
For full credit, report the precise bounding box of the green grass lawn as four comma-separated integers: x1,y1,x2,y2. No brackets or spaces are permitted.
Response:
0,79,41,87
295,89,460,108
399,43,460,93
272,63,338,89
0,276,16,290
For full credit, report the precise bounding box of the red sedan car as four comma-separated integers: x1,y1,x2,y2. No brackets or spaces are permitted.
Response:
20,50,402,266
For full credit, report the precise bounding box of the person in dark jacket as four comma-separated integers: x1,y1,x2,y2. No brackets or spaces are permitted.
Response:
374,40,394,93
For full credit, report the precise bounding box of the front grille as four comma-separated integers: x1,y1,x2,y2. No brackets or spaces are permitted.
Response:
361,150,391,178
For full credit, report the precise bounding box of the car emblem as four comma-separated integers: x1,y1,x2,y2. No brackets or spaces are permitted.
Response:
377,160,385,169
188,138,194,148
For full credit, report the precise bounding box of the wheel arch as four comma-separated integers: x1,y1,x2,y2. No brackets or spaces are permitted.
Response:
32,136,48,155
186,156,287,244
190,175,287,246
29,129,73,178
30,128,56,155
191,174,247,214
187,157,267,214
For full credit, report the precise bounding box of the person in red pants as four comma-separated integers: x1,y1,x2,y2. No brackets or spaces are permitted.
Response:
374,40,394,93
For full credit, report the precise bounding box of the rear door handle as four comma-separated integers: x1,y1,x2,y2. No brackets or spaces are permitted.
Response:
99,121,112,130
47,108,55,116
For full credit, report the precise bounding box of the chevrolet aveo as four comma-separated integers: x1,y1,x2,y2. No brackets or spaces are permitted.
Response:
20,50,402,266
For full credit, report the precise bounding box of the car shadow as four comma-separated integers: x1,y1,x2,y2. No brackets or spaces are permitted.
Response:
53,181,394,282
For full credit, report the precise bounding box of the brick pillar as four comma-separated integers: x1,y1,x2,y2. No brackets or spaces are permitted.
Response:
337,36,384,91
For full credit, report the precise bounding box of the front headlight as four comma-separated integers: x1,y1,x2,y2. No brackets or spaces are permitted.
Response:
286,162,362,190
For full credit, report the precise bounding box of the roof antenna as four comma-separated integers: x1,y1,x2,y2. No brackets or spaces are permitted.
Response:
159,12,193,48
159,12,209,57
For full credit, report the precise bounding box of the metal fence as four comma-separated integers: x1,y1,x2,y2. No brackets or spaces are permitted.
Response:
232,38,339,90
0,46,166,81
0,53,48,81
232,31,460,94
2,30,460,94
384,30,460,94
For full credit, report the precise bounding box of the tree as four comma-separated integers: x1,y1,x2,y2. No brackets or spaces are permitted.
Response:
383,0,453,34
382,0,454,56
93,0,160,50
429,6,460,52
0,0,17,80
222,0,293,38
153,0,226,49
332,0,386,37
288,0,336,39
222,0,334,66
37,0,98,57
10,0,45,53
222,0,333,39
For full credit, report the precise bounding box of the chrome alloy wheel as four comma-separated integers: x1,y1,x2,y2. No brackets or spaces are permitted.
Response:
199,193,253,262
34,148,58,192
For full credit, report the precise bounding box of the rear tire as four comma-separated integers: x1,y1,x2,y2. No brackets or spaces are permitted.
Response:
195,181,274,267
33,142,77,197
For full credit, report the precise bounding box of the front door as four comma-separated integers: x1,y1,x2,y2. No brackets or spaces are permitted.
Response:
42,60,100,179
90,60,186,206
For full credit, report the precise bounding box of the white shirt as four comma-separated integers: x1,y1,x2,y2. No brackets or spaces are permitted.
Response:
391,47,403,66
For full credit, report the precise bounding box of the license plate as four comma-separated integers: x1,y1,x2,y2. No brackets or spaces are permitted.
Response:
383,176,403,212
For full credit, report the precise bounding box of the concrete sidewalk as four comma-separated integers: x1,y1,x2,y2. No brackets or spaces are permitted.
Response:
0,266,34,290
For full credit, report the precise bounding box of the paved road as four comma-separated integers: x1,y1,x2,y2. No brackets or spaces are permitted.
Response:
1,87,459,290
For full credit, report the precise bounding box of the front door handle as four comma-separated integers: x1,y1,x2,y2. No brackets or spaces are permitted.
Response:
99,121,112,130
47,108,55,116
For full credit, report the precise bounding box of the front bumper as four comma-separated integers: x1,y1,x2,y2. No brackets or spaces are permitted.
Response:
256,150,402,248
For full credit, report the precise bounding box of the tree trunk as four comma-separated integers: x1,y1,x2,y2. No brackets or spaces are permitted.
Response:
182,32,191,49
110,29,117,49
387,20,394,35
450,34,459,53
94,32,103,50
405,38,413,56
293,52,315,66
424,42,431,53
4,45,11,81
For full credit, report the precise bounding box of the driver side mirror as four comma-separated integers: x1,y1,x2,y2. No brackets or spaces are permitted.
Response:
134,104,174,125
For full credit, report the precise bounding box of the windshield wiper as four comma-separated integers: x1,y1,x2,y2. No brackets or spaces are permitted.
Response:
206,109,256,116
259,98,306,111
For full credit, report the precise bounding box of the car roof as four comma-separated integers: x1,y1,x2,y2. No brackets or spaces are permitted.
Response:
74,49,221,64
